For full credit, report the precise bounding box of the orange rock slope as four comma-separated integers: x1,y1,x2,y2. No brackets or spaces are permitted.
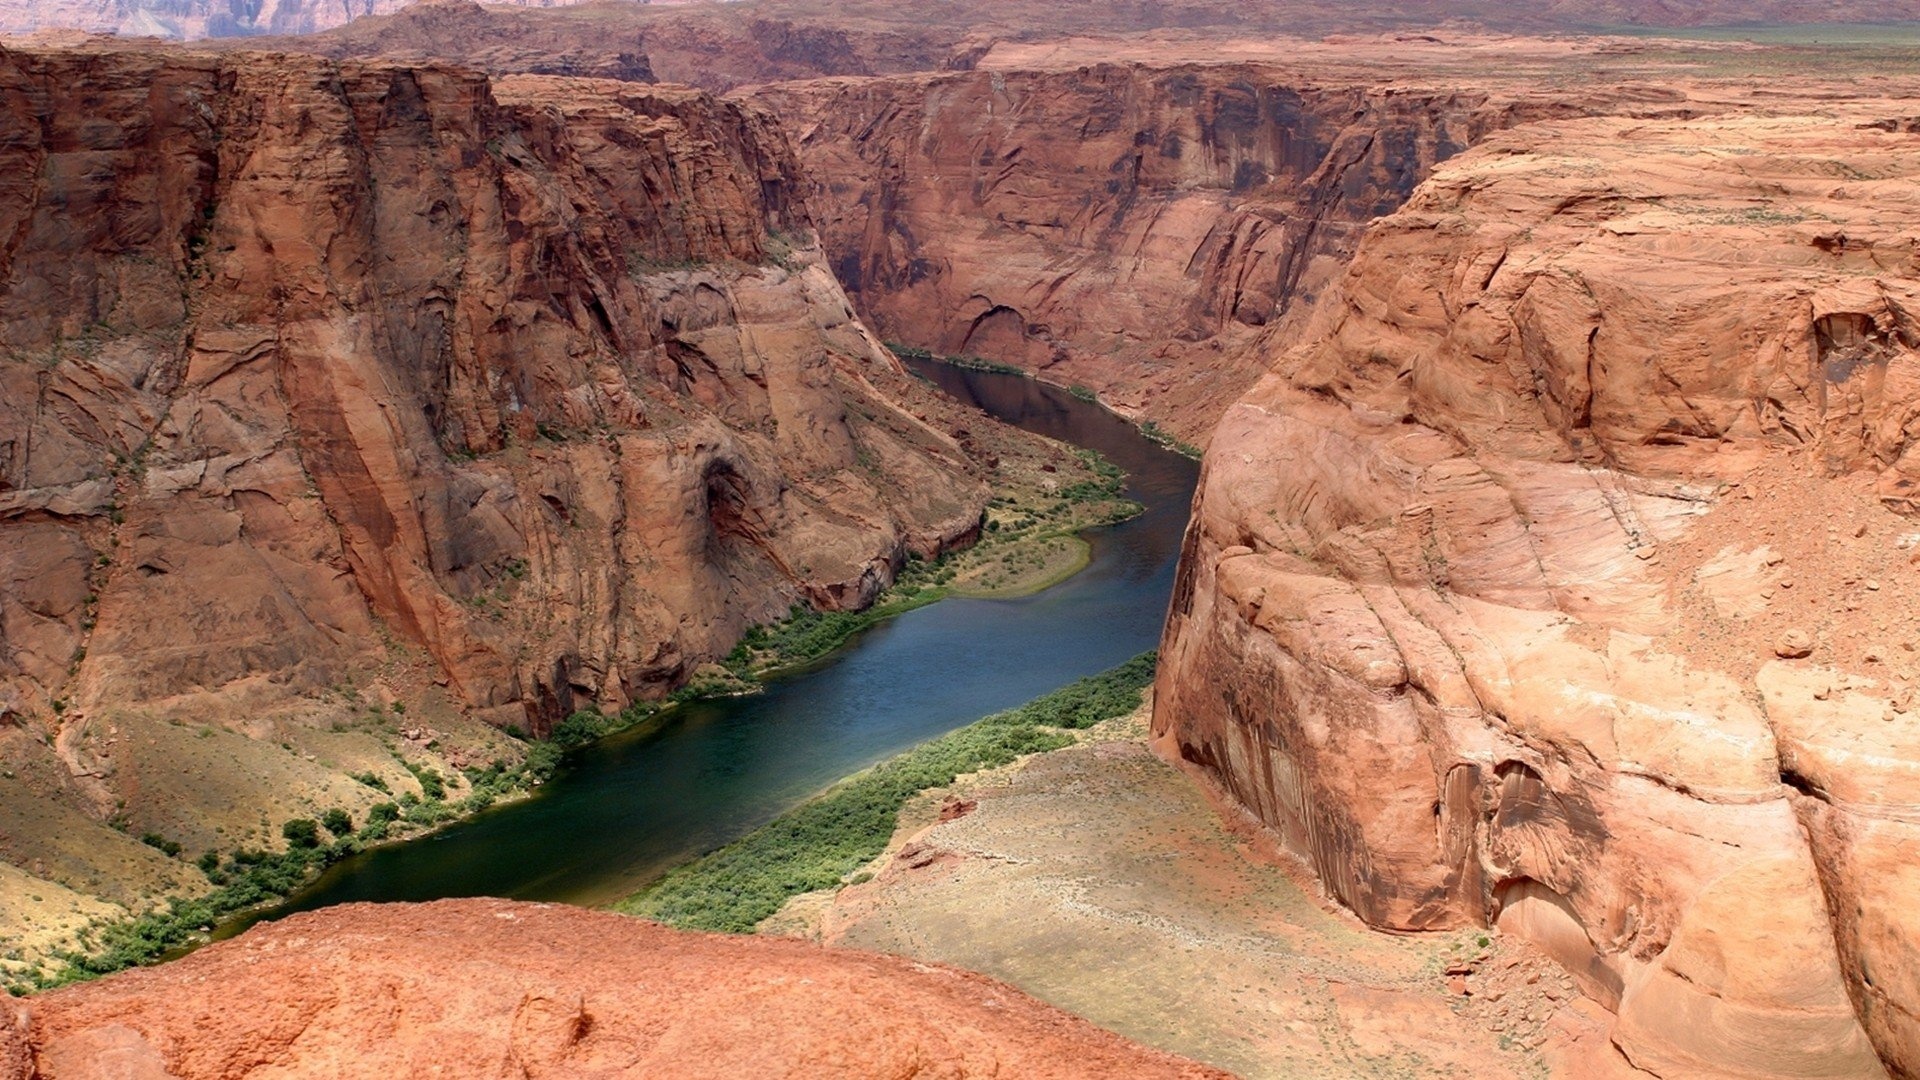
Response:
0,898,1229,1078
1156,110,1920,1077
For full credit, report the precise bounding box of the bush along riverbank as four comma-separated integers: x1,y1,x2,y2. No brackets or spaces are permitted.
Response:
8,704,669,994
618,652,1157,933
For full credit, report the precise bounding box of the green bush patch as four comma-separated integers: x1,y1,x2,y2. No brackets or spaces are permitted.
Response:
619,652,1155,933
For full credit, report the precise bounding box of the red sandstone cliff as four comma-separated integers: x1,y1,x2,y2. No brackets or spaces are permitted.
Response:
758,66,1464,438
0,43,1000,938
0,898,1231,1078
0,45,985,732
750,51,1706,441
1155,110,1920,1077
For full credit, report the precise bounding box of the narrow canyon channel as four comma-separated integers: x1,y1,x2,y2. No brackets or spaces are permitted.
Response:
217,360,1200,934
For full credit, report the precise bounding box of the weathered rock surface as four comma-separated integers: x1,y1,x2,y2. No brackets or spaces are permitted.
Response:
0,898,1229,1078
0,44,986,730
1156,110,1920,1077
207,0,1920,85
754,58,1652,440
0,42,995,941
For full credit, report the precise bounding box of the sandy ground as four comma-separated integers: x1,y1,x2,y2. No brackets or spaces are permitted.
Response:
769,700,1631,1079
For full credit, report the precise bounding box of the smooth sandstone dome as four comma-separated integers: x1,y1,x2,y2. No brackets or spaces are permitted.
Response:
1,898,1230,1079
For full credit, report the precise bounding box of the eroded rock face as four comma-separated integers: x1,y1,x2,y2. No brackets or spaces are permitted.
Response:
0,46,987,736
0,898,1229,1078
753,62,1678,440
1155,112,1920,1077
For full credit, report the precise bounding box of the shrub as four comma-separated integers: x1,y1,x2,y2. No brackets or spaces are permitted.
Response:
403,762,445,801
281,819,321,849
320,808,352,837
349,771,390,793
139,833,182,858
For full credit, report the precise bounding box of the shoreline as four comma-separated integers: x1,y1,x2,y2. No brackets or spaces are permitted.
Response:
618,653,1157,932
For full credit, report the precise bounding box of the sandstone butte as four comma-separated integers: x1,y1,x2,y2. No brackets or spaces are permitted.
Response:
0,898,1230,1078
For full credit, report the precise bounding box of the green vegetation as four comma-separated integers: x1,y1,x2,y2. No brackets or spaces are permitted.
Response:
280,819,321,849
1068,384,1098,403
724,558,955,677
24,828,360,991
138,833,182,858
1140,420,1202,460
320,808,353,837
948,355,1028,376
620,652,1156,933
348,770,390,792
403,762,446,801
885,342,1027,376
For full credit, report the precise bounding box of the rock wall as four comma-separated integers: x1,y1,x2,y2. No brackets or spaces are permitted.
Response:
0,46,988,738
1155,111,1920,1077
754,64,1657,440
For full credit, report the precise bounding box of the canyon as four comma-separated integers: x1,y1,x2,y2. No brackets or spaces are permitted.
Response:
0,39,1064,957
3,2,1920,1079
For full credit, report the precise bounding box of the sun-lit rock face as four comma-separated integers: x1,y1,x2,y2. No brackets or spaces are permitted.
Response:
0,45,989,733
0,898,1231,1079
1156,111,1920,1078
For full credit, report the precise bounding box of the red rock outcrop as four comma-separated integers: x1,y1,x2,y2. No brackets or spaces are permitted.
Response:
1155,110,1920,1077
0,898,1230,1078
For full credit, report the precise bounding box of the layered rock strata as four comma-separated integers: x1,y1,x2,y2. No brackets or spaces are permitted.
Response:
754,61,1690,440
0,44,991,932
1156,111,1920,1077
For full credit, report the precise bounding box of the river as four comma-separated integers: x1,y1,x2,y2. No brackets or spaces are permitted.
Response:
225,359,1199,929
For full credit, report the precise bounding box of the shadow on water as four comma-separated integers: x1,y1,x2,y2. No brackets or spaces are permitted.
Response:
225,361,1199,931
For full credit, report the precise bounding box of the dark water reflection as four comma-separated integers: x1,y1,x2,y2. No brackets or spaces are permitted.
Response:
227,361,1199,928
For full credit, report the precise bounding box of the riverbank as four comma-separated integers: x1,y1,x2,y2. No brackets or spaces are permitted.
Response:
763,697,1617,1080
895,344,1204,461
619,653,1157,932
6,367,1155,992
9,358,1196,993
719,444,1138,678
